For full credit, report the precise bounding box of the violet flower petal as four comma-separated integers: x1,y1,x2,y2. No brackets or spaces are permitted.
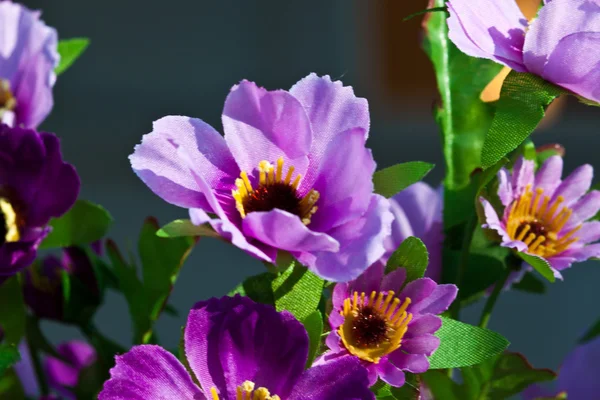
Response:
551,164,593,206
380,267,407,293
389,352,430,374
401,335,441,356
376,360,406,388
555,336,600,398
567,190,600,228
534,155,563,198
350,262,385,296
408,284,458,315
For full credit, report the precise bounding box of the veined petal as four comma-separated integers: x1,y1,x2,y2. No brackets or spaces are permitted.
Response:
534,155,563,198
349,262,385,296
551,164,593,206
376,360,406,388
401,335,441,356
388,352,430,374
567,190,600,227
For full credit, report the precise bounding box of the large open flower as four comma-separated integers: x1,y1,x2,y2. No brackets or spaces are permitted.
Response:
481,155,600,281
99,295,374,400
0,2,59,128
130,74,392,281
447,0,600,104
320,264,457,387
0,124,80,282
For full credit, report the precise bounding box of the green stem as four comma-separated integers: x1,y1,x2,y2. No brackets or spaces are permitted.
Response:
25,324,49,395
478,268,511,329
450,214,477,320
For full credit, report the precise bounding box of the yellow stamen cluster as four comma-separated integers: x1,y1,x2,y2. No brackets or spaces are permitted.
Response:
0,198,20,243
210,381,280,400
339,290,412,364
506,184,581,257
0,79,16,112
232,157,319,225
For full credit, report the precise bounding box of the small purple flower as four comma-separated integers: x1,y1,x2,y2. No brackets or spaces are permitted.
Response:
99,295,374,400
23,247,100,321
523,335,600,400
384,183,443,282
130,74,393,282
481,156,600,282
45,341,97,400
447,0,600,103
0,1,59,128
320,264,458,387
0,124,79,282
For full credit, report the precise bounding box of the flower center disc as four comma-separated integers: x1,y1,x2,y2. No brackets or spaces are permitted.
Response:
0,198,20,246
210,381,280,400
506,184,581,257
339,291,412,364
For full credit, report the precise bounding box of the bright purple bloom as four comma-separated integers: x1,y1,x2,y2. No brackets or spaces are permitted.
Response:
481,156,600,282
23,247,100,321
447,0,600,103
45,341,97,399
523,335,600,400
99,295,374,400
320,264,458,387
0,1,59,128
384,183,443,282
130,74,393,282
0,124,79,282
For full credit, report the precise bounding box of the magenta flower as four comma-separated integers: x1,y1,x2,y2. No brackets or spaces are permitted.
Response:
45,341,97,399
385,183,443,282
130,74,392,281
320,265,458,387
0,124,79,282
0,2,59,128
447,0,600,103
99,295,374,400
481,156,600,282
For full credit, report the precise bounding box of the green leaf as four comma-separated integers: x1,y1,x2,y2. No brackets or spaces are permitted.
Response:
73,359,108,399
580,318,600,344
422,0,504,189
0,369,25,398
512,271,546,294
373,162,434,198
272,264,324,322
156,219,220,239
403,6,447,22
518,253,555,283
429,317,510,369
55,38,90,75
481,72,565,169
390,373,421,400
421,370,463,400
385,237,429,283
41,200,113,249
0,276,26,345
228,272,275,305
371,380,395,400
0,345,20,376
487,352,556,399
302,310,323,368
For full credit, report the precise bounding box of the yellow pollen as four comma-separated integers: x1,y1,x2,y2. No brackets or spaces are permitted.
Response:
0,198,20,243
338,290,413,364
211,381,280,400
232,157,319,225
0,79,16,113
505,184,580,258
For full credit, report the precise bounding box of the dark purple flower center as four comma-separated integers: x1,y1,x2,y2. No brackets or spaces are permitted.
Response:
351,306,389,348
515,220,546,238
242,182,302,216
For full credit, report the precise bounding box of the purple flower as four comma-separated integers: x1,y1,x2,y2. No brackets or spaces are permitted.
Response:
481,156,600,282
0,1,59,128
23,247,100,321
320,264,458,387
130,74,392,282
0,124,79,282
447,0,600,103
99,295,374,400
384,183,443,282
45,341,97,400
523,335,600,400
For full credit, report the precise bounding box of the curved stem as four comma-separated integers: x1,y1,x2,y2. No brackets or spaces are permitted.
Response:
450,214,477,320
478,268,511,329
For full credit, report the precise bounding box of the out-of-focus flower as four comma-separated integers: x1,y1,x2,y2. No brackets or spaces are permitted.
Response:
99,295,374,400
448,0,600,104
0,124,79,283
320,264,458,387
0,2,59,128
481,156,600,283
45,341,96,400
130,74,393,282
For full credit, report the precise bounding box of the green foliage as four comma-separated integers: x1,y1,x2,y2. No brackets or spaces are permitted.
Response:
429,317,510,369
481,72,565,169
302,310,323,368
0,345,20,377
0,369,25,398
157,219,220,239
390,373,421,399
385,237,429,283
41,200,113,249
272,264,324,322
518,253,555,283
580,318,600,344
56,38,90,75
421,370,464,400
0,276,26,345
228,272,275,305
373,162,434,198
512,272,546,294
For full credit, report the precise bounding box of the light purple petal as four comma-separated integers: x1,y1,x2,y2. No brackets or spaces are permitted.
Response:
222,80,311,178
309,127,375,232
497,168,514,207
446,0,527,71
98,345,204,400
242,209,339,253
325,331,342,353
409,284,458,315
406,314,443,337
512,157,535,197
545,256,576,272
399,278,437,310
401,335,441,356
389,352,430,374
332,282,349,311
523,0,600,76
350,262,385,296
572,221,600,244
551,164,593,206
534,155,563,198
567,190,600,227
380,267,407,293
556,336,600,398
387,200,415,253
46,341,96,397
130,116,238,210
391,183,442,239
298,194,393,282
376,360,406,388
560,243,600,263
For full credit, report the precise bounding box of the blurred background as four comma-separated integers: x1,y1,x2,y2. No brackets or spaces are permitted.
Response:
21,0,600,378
